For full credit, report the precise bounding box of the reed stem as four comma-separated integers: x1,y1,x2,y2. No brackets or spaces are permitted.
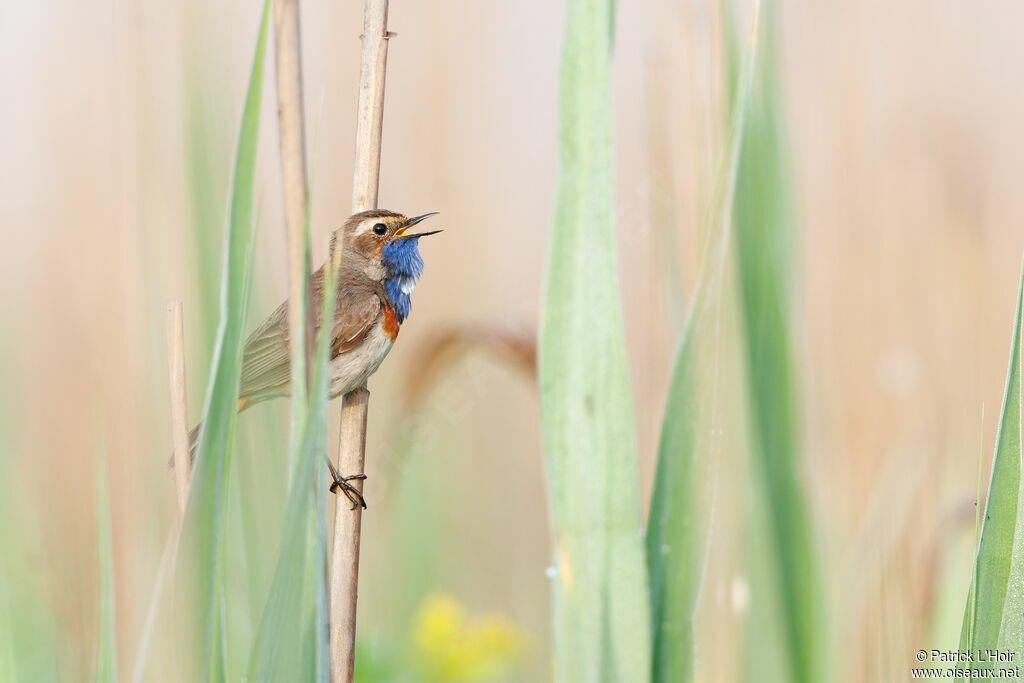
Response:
166,300,190,516
330,2,391,680
330,386,370,682
273,0,315,400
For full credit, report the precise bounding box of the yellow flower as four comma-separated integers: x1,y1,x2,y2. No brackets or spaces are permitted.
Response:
412,593,526,682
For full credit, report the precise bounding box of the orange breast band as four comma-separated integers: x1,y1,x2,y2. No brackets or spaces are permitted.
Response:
382,306,400,342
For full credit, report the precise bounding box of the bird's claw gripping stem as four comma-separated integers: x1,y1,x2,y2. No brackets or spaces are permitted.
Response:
332,475,367,510
327,458,367,510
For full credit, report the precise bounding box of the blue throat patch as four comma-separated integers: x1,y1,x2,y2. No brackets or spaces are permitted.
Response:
381,236,425,323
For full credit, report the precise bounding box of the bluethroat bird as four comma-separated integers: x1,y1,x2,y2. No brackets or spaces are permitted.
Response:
184,209,440,508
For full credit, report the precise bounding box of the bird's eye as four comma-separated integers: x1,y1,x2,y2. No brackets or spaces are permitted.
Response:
372,222,387,236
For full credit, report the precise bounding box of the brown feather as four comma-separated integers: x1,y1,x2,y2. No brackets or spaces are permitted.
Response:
237,261,384,405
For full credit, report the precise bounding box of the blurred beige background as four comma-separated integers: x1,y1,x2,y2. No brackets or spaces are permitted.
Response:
1,0,1022,680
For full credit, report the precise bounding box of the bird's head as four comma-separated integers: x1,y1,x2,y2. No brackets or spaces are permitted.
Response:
336,209,440,322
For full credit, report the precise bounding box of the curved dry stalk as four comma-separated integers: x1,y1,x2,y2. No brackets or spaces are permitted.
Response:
331,2,392,681
401,325,537,410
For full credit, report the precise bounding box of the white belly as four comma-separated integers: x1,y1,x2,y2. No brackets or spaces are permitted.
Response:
328,316,395,398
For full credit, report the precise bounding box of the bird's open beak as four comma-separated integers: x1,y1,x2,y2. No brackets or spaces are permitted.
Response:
396,229,443,240
394,212,439,237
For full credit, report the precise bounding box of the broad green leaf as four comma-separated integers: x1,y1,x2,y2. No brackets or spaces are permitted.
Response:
175,2,270,679
960,258,1024,662
723,3,824,682
95,445,118,683
538,0,651,680
645,5,762,682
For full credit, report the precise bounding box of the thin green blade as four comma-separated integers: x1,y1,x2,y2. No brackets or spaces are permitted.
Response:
0,461,60,682
538,0,651,680
960,257,1024,664
176,2,270,679
95,444,118,683
247,264,336,682
720,3,826,682
645,5,762,682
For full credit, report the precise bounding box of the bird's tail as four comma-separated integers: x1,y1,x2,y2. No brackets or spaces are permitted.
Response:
168,396,249,471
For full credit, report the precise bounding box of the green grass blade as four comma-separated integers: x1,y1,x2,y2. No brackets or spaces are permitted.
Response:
538,0,651,680
247,244,335,683
720,4,825,682
959,257,1024,661
185,94,228,353
95,445,118,683
967,406,984,652
0,379,59,681
645,6,761,682
0,471,60,682
246,390,329,681
182,6,231,353
176,2,270,679
998,355,1024,664
286,160,316,472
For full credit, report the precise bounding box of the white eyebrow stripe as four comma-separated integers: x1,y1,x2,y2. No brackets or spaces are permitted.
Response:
353,219,375,236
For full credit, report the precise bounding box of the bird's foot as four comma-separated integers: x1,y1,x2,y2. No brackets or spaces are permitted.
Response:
330,473,367,510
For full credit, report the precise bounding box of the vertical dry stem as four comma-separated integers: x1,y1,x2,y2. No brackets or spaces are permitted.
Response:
350,0,391,212
273,0,315,392
330,387,370,682
331,2,391,681
166,300,190,516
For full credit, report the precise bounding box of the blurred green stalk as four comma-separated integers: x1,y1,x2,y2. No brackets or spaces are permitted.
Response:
0,408,60,681
539,0,652,680
959,258,1023,670
646,3,761,681
725,3,824,682
95,443,118,683
173,2,270,679
248,263,336,682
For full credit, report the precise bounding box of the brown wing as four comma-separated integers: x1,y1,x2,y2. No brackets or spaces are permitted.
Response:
329,289,380,356
238,297,291,400
238,267,381,401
